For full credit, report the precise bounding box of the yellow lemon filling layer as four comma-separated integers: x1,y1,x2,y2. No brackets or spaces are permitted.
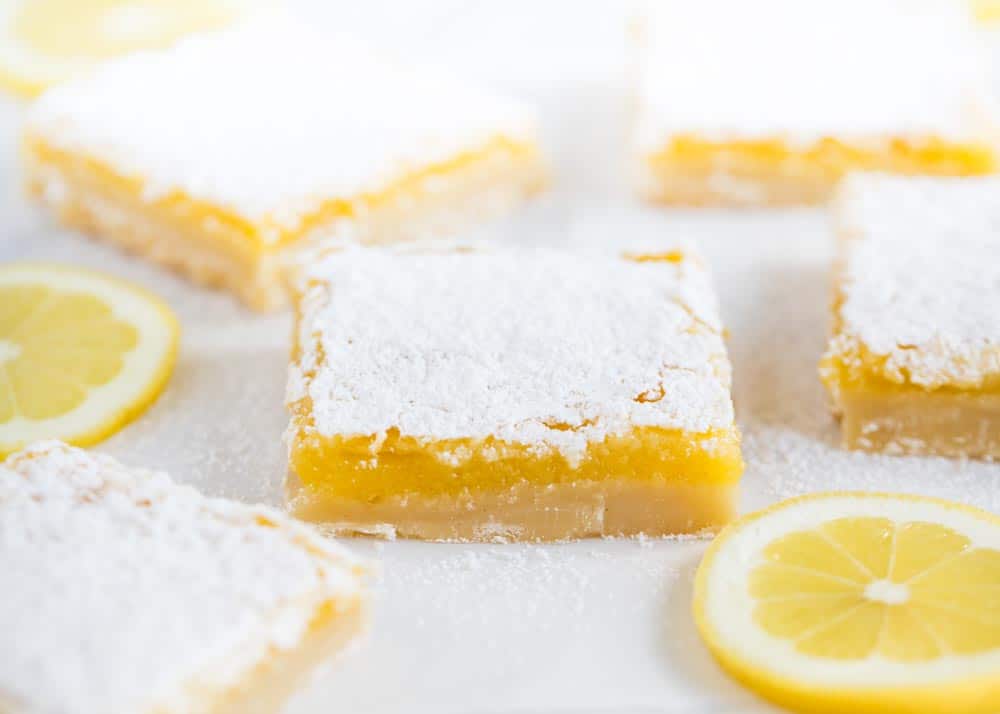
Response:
649,135,996,183
26,134,541,257
820,349,1000,397
287,419,743,503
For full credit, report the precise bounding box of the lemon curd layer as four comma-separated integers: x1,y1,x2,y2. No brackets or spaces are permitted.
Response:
23,14,544,309
821,174,1000,459
634,1,999,206
644,136,995,206
286,245,743,542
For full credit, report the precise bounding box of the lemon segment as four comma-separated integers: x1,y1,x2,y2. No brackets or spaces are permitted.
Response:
694,492,1000,714
0,264,178,456
972,0,1000,23
0,0,257,96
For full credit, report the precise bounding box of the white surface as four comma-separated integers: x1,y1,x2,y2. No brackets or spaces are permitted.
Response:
1,2,998,713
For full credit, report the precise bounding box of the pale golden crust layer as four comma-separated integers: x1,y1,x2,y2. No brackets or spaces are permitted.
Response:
287,475,736,543
637,163,831,207
209,597,367,714
833,387,1000,461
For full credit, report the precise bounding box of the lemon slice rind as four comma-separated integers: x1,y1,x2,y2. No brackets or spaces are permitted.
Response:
0,263,178,456
694,492,1000,714
0,0,258,97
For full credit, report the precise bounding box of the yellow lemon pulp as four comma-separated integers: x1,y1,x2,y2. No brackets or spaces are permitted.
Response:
750,517,1000,661
694,493,1000,714
0,264,178,456
15,0,236,59
972,0,1000,23
0,0,251,96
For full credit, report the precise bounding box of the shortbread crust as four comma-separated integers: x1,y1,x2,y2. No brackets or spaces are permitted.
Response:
821,174,1000,459
633,0,999,206
23,15,544,309
0,441,369,714
286,245,743,541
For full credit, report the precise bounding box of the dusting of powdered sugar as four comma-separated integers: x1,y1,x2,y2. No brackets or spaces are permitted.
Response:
634,0,996,152
830,173,1000,388
290,244,735,464
0,442,367,714
25,12,537,238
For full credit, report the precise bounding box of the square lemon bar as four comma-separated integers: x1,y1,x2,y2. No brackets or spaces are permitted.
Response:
285,245,743,542
0,441,369,714
634,0,999,206
23,15,544,310
821,173,1000,459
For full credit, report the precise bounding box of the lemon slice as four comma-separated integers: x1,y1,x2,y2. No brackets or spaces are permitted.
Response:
0,0,258,96
0,264,178,456
694,492,1000,714
972,0,1000,23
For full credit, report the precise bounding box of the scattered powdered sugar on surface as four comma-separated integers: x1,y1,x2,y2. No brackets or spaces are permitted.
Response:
294,245,735,463
0,442,366,714
830,173,1000,388
634,0,995,151
25,12,537,236
288,538,768,713
4,31,1000,712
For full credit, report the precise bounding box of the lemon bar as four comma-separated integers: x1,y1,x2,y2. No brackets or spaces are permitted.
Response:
22,15,544,310
821,174,1000,459
0,441,369,714
634,0,999,207
285,245,743,542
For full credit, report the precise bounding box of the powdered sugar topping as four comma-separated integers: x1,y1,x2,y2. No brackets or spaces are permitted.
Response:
0,441,366,714
290,245,735,464
831,173,1000,388
25,13,538,240
634,0,995,152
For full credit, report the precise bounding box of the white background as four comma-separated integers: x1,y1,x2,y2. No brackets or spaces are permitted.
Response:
2,2,999,712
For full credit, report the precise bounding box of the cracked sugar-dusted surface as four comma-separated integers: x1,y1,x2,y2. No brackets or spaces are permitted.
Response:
292,245,735,462
0,441,366,714
831,173,1000,388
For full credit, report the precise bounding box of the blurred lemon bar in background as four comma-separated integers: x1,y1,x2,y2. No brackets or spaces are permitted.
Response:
285,244,743,542
633,0,999,206
821,173,1000,460
1,441,369,714
0,0,256,96
23,15,545,310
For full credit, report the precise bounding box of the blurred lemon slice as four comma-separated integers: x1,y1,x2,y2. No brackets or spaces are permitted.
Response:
0,264,178,456
972,0,1000,24
0,0,259,96
694,492,1000,714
